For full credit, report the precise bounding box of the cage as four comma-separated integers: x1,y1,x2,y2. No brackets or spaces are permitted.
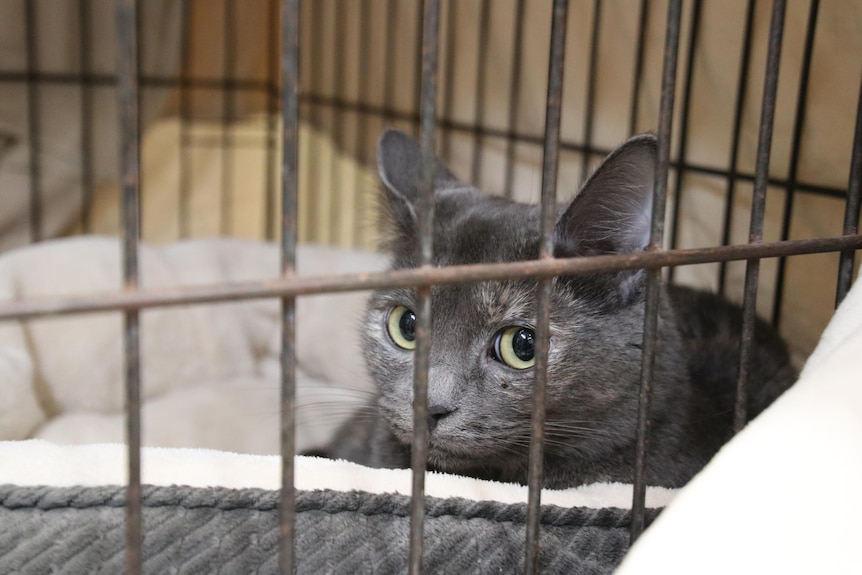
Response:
0,0,860,573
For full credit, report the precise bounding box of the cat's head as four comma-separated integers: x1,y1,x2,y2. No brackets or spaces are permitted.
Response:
363,130,677,476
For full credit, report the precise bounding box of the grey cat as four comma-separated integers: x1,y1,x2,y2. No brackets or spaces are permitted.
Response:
326,129,796,489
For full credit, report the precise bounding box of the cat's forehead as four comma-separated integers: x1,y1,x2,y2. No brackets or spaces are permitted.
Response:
431,192,542,266
471,281,535,325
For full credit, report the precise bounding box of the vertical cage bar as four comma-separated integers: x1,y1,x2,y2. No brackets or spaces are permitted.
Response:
116,0,142,572
630,0,682,544
469,0,490,184
305,0,324,243
628,0,649,136
383,0,398,123
408,3,441,573
279,0,300,573
503,0,526,199
718,0,757,295
734,0,786,433
525,2,568,573
220,0,237,235
25,0,42,242
352,0,372,247
411,1,427,138
771,0,819,325
836,74,862,305
179,0,193,238
440,0,457,159
667,0,703,279
265,0,279,241
580,0,601,177
78,0,94,233
329,0,347,244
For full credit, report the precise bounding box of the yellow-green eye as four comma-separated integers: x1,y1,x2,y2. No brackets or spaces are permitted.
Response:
387,306,416,350
493,326,535,369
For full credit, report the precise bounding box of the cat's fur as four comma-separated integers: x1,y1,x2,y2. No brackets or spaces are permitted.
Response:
327,130,796,489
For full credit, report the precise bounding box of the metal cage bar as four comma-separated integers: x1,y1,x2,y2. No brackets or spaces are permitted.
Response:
178,0,194,238
352,0,373,247
470,0,491,185
329,0,348,244
837,74,862,306
667,0,703,280
440,0,457,160
1,236,860,324
631,0,682,544
734,0,786,434
25,0,42,242
116,0,143,572
718,0,757,295
503,0,526,199
580,0,601,178
278,1,300,573
265,0,280,242
628,0,650,135
408,2,441,573
771,0,820,326
220,0,237,236
525,1,568,572
78,0,94,233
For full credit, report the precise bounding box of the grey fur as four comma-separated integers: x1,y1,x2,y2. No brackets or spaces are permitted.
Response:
328,130,796,489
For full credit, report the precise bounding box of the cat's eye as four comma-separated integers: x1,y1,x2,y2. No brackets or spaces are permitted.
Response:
387,306,416,350
493,326,535,370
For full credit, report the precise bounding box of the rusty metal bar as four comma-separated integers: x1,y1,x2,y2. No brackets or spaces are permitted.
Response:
631,0,682,544
718,0,757,295
470,0,491,184
412,0,426,138
116,0,142,573
220,0,237,236
178,0,193,238
525,1,568,573
25,0,42,242
329,0,347,244
383,0,398,122
78,0,94,233
265,0,279,241
772,0,819,325
408,2,441,573
279,1,299,573
628,0,649,135
837,73,862,305
352,0,372,247
734,0,786,434
1,236,860,324
440,0,457,159
580,0,601,178
503,0,526,199
668,0,703,279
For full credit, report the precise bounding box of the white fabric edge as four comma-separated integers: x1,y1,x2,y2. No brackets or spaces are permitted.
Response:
616,272,862,575
0,439,675,509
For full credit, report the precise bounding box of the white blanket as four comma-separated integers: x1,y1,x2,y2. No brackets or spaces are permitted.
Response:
0,237,384,454
617,271,862,574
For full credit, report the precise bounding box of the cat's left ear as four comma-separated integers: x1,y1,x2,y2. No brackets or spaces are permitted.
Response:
376,129,462,220
553,134,656,259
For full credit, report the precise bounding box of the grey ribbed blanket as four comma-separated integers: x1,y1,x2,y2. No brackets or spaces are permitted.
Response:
0,484,658,574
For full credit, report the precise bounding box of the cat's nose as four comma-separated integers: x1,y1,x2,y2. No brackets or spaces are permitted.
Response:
427,404,454,433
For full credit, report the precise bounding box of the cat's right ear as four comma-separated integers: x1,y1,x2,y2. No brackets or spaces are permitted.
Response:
376,129,461,233
553,134,657,303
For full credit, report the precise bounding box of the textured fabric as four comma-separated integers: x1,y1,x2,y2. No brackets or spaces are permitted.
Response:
0,484,658,574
